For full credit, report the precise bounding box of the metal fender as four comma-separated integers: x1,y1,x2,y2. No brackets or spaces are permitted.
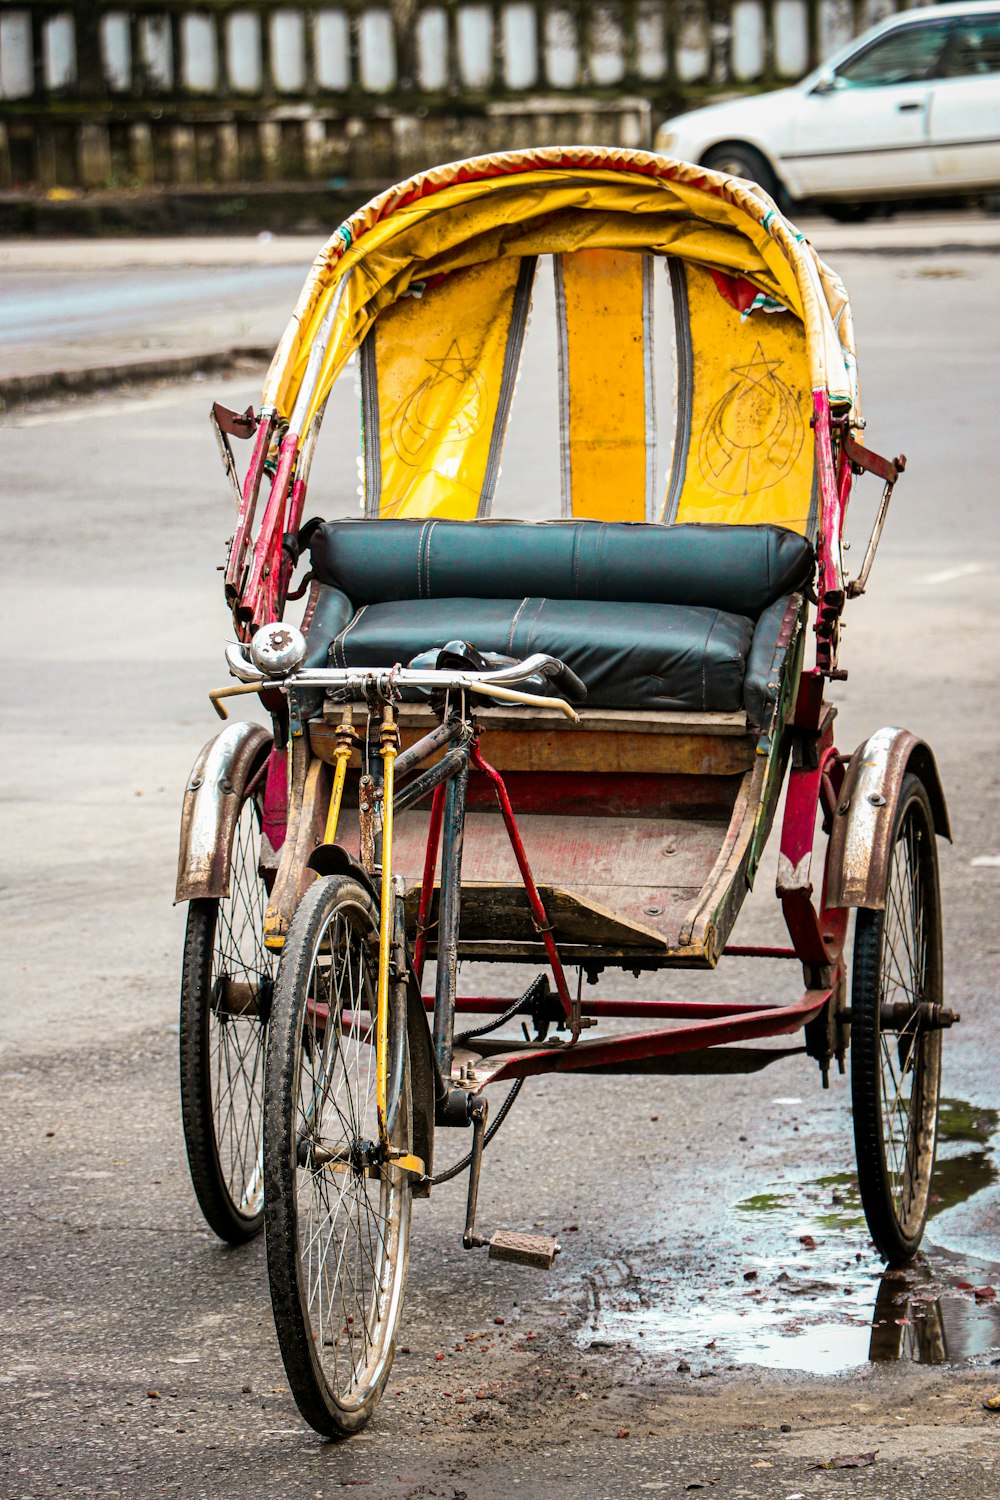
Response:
825,727,950,910
175,720,273,903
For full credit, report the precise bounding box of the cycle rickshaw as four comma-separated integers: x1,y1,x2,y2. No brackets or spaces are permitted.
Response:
175,147,955,1438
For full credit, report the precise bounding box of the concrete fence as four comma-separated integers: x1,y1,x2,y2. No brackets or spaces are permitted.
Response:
0,1,911,192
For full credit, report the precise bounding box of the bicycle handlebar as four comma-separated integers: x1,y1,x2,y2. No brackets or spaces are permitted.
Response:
225,639,583,721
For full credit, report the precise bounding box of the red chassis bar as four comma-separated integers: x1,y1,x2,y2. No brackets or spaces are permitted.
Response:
426,994,802,1020
323,989,830,1080
455,988,831,1085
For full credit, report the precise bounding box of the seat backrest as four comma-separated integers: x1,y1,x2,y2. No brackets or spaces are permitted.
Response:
309,518,814,621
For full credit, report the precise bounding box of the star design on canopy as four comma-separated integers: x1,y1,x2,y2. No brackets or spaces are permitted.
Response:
424,341,476,383
731,343,784,390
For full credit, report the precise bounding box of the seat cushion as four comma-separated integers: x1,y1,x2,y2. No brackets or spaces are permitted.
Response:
310,519,813,621
328,596,758,714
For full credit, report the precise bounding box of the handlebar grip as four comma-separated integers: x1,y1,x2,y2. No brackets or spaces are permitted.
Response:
540,658,587,705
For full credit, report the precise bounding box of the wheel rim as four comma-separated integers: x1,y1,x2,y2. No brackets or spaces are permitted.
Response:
875,803,941,1240
292,901,408,1411
209,795,272,1219
713,152,753,179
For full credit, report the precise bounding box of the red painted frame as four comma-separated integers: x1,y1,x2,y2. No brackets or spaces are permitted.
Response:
404,687,848,1082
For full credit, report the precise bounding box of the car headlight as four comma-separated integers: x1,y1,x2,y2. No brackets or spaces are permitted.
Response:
655,129,677,154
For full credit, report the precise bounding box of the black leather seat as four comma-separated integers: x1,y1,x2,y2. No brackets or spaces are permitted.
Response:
305,519,814,725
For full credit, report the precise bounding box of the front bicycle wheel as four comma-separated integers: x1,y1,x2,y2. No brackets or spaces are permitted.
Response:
851,773,943,1263
264,875,412,1439
179,787,273,1243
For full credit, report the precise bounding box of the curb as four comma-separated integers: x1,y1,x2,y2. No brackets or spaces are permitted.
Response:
0,345,274,410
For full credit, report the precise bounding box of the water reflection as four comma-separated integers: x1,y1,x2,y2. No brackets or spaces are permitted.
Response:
869,1252,1000,1365
575,1095,1000,1373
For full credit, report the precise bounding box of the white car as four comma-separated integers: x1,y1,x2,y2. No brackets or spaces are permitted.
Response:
654,1,1000,215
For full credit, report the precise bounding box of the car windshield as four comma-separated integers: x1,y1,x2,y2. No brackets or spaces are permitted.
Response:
834,21,951,86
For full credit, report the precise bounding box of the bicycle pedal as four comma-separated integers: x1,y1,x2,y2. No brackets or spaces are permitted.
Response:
487,1230,561,1269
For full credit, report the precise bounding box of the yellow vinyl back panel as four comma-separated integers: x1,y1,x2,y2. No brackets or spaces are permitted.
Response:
666,261,817,534
361,256,534,519
555,249,655,522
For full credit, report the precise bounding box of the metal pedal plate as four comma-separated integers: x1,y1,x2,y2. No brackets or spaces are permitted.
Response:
487,1230,561,1269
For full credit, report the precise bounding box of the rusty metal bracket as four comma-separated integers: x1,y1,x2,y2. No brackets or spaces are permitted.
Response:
212,402,258,441
211,403,258,513
842,428,905,486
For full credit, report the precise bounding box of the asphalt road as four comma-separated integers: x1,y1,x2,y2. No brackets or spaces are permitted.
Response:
2,241,999,1497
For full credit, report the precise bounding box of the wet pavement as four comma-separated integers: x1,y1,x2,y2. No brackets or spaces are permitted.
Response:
579,1095,1000,1379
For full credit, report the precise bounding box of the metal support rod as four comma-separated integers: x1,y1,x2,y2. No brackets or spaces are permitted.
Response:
462,1097,489,1249
413,783,446,987
394,716,467,780
393,747,469,818
470,743,573,1022
847,476,898,598
433,751,469,1079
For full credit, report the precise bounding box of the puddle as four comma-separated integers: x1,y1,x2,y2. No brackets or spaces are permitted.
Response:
576,1097,1000,1375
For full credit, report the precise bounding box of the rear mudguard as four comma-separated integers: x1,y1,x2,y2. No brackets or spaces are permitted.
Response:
174,720,273,903
825,727,950,910
306,843,441,1196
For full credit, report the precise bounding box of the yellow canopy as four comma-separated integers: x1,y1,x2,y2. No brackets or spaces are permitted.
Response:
263,148,858,446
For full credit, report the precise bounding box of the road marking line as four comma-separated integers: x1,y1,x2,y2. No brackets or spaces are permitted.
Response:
971,855,1000,867
919,562,984,585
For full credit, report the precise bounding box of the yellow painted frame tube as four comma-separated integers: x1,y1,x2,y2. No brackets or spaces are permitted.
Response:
375,705,399,1150
322,708,355,845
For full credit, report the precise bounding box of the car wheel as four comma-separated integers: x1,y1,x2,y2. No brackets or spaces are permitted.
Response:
701,144,783,206
822,200,873,223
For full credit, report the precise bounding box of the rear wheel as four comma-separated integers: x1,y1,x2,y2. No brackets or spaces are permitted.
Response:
702,143,782,204
179,787,273,1243
851,774,943,1263
264,876,412,1438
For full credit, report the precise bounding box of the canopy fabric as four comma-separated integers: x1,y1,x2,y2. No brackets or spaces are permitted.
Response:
359,255,535,519
555,248,657,522
665,260,818,533
262,149,859,441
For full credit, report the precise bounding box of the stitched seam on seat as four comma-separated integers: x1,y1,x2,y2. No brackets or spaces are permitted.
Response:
333,605,368,668
418,520,435,599
529,598,545,656
507,597,530,655
427,520,438,597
